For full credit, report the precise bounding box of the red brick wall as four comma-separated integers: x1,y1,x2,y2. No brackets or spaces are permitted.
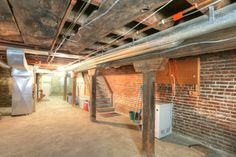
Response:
102,66,143,114
169,51,236,153
102,51,236,153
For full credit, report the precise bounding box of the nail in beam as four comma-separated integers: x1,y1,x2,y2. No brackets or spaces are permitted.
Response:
88,69,97,122
133,58,168,157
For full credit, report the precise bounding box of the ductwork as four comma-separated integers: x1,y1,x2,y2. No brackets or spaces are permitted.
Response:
65,3,236,72
6,48,33,116
7,48,29,71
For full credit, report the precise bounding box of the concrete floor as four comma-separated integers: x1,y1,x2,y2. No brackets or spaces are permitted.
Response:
0,97,234,157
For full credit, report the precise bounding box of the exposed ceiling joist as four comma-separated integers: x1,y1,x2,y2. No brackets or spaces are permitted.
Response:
186,0,231,14
62,0,171,54
113,27,147,40
0,0,22,42
82,0,102,7
8,0,71,48
136,13,173,31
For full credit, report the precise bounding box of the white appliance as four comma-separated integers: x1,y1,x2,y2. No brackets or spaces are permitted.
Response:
155,103,173,139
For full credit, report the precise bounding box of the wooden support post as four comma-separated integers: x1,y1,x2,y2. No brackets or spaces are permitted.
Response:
64,73,68,101
88,69,97,122
142,71,156,157
72,71,77,106
133,57,168,157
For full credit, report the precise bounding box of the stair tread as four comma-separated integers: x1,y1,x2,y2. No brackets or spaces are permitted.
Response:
97,107,115,112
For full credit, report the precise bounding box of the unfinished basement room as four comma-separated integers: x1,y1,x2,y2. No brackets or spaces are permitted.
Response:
0,0,236,157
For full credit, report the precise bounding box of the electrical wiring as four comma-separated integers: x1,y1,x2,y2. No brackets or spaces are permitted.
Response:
86,0,223,58
82,0,120,28
48,0,91,63
86,0,174,58
53,0,174,68
183,0,222,18
47,1,87,63
59,35,236,72
62,0,222,67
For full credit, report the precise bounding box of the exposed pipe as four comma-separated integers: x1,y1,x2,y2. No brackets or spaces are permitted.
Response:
0,59,10,69
65,3,236,72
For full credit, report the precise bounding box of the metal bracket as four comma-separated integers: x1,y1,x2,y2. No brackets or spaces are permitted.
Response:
208,5,215,22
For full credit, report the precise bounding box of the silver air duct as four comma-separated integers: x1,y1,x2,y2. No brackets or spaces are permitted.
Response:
7,48,33,116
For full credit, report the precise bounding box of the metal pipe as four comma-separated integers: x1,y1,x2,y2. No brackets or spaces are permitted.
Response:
66,3,236,72
0,60,10,69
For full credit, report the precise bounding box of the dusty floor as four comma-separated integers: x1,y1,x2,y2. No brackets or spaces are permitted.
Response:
0,97,234,157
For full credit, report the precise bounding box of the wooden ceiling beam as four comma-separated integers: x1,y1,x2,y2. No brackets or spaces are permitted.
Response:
186,0,231,14
82,0,102,7
62,0,171,54
67,12,88,26
0,0,23,42
136,13,174,31
113,27,147,40
8,0,71,48
100,37,128,47
100,26,236,68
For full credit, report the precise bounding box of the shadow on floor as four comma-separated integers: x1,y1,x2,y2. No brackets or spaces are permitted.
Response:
96,120,140,131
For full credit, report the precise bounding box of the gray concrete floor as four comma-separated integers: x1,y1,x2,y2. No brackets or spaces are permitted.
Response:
0,97,234,157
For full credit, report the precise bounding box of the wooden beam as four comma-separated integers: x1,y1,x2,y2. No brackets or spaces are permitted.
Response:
101,26,236,68
51,0,77,52
82,0,102,7
88,69,97,122
113,27,147,40
72,71,77,106
186,0,231,14
142,71,156,157
133,58,168,72
62,0,171,53
0,0,23,42
136,13,174,31
133,58,169,157
8,0,71,48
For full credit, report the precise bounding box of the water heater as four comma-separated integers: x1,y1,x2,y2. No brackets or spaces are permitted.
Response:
155,103,173,139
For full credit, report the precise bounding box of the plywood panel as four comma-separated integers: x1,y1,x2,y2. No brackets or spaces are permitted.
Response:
156,58,200,85
174,58,199,85
0,0,22,42
9,0,70,48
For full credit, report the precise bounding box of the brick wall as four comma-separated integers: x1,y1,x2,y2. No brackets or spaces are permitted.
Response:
102,51,236,153
102,66,143,114
167,51,236,153
0,67,12,107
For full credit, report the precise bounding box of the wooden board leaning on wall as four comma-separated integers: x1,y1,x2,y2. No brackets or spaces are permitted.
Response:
156,57,200,96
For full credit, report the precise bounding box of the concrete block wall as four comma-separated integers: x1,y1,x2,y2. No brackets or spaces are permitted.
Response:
102,51,236,153
0,67,12,107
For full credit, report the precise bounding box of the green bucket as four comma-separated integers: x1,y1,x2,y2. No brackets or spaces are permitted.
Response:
129,111,136,120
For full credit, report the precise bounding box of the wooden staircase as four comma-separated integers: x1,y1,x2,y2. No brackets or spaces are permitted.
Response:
96,76,114,113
